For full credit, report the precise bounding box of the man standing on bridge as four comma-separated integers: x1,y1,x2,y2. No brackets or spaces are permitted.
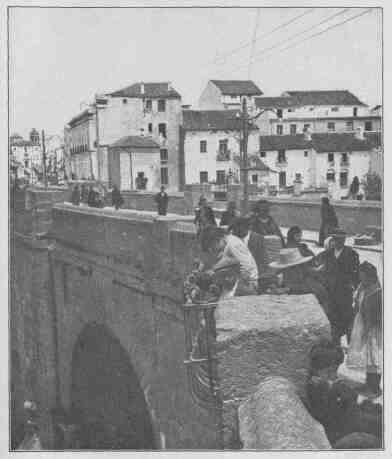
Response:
154,186,169,216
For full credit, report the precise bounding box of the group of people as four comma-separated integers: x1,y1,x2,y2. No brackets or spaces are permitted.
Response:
70,183,106,208
187,195,382,397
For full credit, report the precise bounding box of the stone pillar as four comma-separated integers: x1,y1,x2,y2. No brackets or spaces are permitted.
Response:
238,377,331,449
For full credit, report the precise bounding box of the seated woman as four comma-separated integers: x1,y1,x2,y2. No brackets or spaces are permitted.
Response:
286,226,315,257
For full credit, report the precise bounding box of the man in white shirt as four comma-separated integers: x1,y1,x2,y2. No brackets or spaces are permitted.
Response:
200,226,258,296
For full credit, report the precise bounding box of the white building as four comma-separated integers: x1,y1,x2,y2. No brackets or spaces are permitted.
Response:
181,109,267,186
254,90,381,136
65,82,183,191
198,80,263,112
259,129,381,199
10,129,42,182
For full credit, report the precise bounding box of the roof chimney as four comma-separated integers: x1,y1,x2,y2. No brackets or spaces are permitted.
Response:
304,126,312,141
140,82,145,95
355,126,364,140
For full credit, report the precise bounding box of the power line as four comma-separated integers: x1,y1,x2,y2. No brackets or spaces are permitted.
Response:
212,8,316,65
241,8,375,70
228,8,350,73
248,8,261,79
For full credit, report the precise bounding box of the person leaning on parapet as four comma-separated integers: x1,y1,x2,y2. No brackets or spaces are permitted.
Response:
321,228,360,345
111,185,124,210
248,199,285,247
220,201,240,227
154,186,169,216
200,225,258,296
194,196,217,236
70,184,80,206
229,216,271,290
319,196,338,247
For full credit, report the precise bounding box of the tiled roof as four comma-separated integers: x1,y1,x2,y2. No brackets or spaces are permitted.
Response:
259,132,381,153
255,96,297,109
210,80,263,96
183,110,258,131
109,135,160,149
283,90,367,107
234,154,277,172
109,82,181,99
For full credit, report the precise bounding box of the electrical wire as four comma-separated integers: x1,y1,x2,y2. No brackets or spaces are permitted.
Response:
227,8,351,73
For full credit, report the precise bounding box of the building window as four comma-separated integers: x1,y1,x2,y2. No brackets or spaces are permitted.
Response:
276,109,283,119
327,122,335,132
148,123,153,134
230,95,237,100
304,151,308,157
276,125,283,135
200,140,207,153
326,171,335,182
328,153,334,163
200,171,208,183
158,123,167,139
342,152,348,163
122,99,128,104
161,167,168,185
160,148,168,162
145,100,152,112
216,170,226,184
288,108,295,113
353,107,358,117
346,121,353,131
303,124,311,132
365,121,373,131
252,174,258,184
278,149,286,163
309,107,314,111
340,172,348,188
158,99,166,112
279,171,286,187
260,151,266,158
219,139,228,154
290,124,297,135
24,146,27,152
331,107,339,112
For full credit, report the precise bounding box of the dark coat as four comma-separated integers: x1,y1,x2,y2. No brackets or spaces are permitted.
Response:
70,187,80,206
155,191,169,215
111,188,124,209
220,210,239,227
324,246,360,334
247,231,269,277
249,215,285,246
319,204,338,246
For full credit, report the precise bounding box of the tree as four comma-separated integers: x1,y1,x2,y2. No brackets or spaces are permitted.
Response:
362,172,382,201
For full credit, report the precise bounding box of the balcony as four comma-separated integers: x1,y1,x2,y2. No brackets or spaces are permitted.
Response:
216,150,231,161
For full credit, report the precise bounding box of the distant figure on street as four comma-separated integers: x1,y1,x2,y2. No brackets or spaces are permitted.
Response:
286,225,315,258
80,183,89,204
111,185,124,210
154,186,169,216
322,228,360,345
194,196,216,236
220,201,240,228
87,186,102,208
249,199,285,247
349,176,360,200
70,185,80,206
319,197,338,247
347,261,382,397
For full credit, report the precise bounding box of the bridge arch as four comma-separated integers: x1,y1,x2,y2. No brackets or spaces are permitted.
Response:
69,322,157,449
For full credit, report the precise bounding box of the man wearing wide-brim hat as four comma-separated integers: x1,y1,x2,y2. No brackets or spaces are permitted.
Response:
322,227,360,345
268,248,331,319
249,199,285,247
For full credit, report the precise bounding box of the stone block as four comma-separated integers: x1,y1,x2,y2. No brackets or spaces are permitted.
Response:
215,294,330,402
238,376,331,450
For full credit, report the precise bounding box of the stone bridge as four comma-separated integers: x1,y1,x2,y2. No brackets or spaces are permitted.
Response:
11,197,330,450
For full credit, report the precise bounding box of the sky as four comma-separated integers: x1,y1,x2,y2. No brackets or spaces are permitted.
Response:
9,7,382,139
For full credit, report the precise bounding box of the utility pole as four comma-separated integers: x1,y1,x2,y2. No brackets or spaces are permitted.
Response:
94,94,100,181
241,97,250,215
248,8,261,79
41,130,47,188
